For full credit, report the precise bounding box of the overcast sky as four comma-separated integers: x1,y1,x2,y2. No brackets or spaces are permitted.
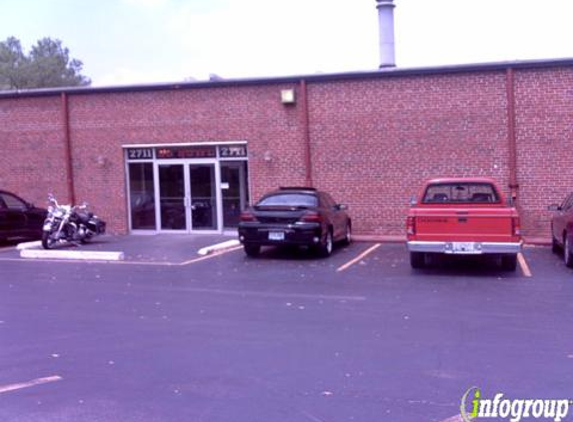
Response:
1,0,572,86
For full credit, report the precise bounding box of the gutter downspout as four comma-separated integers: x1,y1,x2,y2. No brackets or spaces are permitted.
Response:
300,79,313,187
506,68,518,202
61,93,75,204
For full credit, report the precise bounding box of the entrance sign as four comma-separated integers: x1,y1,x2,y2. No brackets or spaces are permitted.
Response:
127,148,153,160
219,145,247,158
157,146,217,159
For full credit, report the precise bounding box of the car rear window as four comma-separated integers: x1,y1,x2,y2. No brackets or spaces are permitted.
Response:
257,193,318,208
422,183,500,204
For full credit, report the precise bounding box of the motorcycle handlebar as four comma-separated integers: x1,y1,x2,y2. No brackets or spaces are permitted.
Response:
47,194,90,211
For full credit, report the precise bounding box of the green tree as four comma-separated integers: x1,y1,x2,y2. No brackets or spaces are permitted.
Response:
0,37,90,90
0,37,28,90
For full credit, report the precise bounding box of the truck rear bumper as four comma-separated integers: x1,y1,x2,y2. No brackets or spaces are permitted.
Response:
407,241,523,255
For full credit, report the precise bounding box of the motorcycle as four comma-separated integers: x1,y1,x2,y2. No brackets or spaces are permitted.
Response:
41,194,106,249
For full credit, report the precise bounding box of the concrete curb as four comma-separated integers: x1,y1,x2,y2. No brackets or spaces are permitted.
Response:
198,239,241,256
16,241,42,250
20,249,125,261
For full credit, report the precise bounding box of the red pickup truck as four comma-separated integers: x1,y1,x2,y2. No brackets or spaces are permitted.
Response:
406,178,522,270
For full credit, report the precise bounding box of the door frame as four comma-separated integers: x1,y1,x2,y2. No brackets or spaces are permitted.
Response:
154,159,222,234
220,161,249,231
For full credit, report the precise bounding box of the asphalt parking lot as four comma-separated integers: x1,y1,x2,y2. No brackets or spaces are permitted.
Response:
0,236,572,422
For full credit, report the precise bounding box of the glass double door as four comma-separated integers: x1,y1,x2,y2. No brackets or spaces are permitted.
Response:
157,162,219,232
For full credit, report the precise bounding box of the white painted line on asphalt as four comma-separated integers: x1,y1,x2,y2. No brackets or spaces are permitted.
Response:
0,375,63,394
16,240,42,250
517,252,532,277
336,243,381,272
178,287,366,302
300,410,326,422
21,249,125,261
437,415,463,422
197,239,241,256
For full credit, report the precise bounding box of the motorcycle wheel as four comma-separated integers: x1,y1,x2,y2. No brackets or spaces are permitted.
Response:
80,232,94,244
41,232,56,250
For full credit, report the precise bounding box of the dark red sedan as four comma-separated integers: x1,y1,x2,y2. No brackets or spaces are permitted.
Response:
549,192,573,267
0,190,47,243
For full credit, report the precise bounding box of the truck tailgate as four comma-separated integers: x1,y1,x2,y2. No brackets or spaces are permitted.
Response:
413,207,515,242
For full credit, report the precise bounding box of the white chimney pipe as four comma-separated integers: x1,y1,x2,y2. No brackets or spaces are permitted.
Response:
376,0,396,68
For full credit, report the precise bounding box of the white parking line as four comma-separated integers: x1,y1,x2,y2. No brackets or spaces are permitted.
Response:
517,252,532,277
177,287,366,302
437,415,463,422
336,243,381,272
0,375,62,394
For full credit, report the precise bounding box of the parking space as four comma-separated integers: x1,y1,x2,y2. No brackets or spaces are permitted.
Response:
1,235,567,282
1,236,571,422
0,234,239,264
189,240,552,282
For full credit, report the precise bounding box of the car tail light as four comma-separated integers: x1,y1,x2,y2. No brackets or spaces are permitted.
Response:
406,216,416,235
301,211,323,223
240,211,257,222
512,216,521,236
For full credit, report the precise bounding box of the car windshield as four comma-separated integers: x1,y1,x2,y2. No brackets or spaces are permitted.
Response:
257,193,318,208
422,183,500,204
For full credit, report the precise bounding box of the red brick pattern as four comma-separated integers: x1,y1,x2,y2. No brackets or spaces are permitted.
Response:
514,68,573,237
0,66,571,238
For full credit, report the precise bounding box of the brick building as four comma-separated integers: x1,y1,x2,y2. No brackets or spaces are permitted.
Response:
1,59,572,241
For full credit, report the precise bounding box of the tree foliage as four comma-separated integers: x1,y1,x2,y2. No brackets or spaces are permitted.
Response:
0,37,90,90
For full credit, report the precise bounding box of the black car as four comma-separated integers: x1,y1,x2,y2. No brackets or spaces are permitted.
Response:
238,187,351,257
0,190,47,242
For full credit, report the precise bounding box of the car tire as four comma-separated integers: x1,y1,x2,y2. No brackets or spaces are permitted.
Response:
318,229,333,257
564,234,573,268
501,254,517,271
342,222,352,245
244,244,260,257
410,252,425,269
552,234,560,254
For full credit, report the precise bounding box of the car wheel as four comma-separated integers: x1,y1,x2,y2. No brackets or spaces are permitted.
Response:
552,234,560,254
342,222,352,245
501,254,517,271
244,244,260,257
318,229,333,257
410,252,425,269
564,234,573,268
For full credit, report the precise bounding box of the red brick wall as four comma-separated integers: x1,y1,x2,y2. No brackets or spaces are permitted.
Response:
308,72,510,235
68,85,307,232
0,96,70,205
514,68,573,238
1,65,571,238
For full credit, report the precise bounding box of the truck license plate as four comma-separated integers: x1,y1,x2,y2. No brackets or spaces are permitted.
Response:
452,242,479,254
268,231,285,241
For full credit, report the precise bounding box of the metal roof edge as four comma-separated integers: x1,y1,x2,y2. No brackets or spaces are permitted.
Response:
1,57,573,99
